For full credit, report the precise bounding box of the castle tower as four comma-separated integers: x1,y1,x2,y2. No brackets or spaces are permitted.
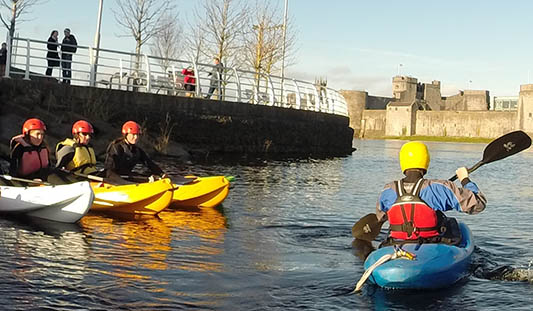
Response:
517,84,533,133
340,90,367,137
392,76,418,102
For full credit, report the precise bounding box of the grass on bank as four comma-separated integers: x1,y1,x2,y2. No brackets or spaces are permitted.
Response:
370,135,493,144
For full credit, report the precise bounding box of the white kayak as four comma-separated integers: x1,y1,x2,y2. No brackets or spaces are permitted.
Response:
0,181,94,223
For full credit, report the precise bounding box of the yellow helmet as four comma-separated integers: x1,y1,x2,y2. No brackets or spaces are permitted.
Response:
399,141,430,173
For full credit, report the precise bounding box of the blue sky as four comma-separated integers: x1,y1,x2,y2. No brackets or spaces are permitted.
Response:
3,0,533,97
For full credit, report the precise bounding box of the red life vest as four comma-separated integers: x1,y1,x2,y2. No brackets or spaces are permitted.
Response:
10,134,49,177
387,179,440,240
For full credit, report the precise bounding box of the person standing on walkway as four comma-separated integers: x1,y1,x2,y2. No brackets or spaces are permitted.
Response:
205,57,223,99
61,28,77,84
182,66,196,97
0,42,7,77
45,30,60,77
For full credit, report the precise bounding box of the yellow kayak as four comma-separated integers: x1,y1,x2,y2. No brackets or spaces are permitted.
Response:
172,176,230,208
91,178,174,215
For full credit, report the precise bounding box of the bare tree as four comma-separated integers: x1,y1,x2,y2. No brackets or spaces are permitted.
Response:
189,0,248,67
0,0,47,47
241,0,297,102
183,21,205,64
113,0,176,72
150,13,183,74
242,0,296,76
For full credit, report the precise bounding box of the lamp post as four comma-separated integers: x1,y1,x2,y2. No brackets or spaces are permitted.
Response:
92,0,103,86
281,0,288,105
397,63,403,76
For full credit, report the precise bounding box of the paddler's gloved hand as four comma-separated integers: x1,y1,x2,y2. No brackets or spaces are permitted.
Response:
161,173,169,179
148,175,156,183
456,167,471,186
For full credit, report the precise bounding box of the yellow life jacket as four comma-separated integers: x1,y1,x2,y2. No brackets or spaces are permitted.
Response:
56,138,97,174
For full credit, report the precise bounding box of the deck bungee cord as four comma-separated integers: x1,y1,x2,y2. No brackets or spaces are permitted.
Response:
353,245,416,293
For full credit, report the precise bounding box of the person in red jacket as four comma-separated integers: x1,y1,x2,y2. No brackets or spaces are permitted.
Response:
9,118,51,181
181,67,196,97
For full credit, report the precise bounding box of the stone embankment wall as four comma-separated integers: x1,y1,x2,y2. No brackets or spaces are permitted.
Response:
0,79,354,159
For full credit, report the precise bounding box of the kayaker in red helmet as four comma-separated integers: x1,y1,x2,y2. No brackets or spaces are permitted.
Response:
9,118,51,181
104,120,166,183
376,141,487,244
55,120,98,175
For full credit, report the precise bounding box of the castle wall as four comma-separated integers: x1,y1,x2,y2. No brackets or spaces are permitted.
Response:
464,90,490,110
385,103,416,136
360,110,386,137
415,111,516,138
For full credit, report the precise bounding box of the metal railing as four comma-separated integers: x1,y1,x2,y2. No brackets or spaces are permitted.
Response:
3,35,348,116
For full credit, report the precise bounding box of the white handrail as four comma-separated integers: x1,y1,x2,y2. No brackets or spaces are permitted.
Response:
4,34,348,116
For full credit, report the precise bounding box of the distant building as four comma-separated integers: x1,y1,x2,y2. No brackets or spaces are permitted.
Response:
492,96,518,111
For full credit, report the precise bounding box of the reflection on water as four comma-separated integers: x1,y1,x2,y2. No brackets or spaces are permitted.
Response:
0,217,90,309
80,206,227,273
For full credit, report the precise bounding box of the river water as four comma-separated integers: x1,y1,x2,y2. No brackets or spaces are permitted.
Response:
0,139,532,310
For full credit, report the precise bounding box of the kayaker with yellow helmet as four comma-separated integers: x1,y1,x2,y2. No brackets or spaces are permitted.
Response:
9,118,51,181
56,120,98,175
104,121,166,183
376,141,487,243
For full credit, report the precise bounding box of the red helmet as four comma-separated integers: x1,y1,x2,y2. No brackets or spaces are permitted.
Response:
22,118,46,135
122,121,141,135
72,120,94,135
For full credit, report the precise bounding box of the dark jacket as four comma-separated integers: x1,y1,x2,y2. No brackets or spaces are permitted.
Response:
46,37,60,67
104,138,163,178
0,46,7,65
61,34,77,58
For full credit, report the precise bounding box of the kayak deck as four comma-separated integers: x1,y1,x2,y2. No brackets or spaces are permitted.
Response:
90,178,174,215
364,222,474,289
0,181,94,223
172,176,230,208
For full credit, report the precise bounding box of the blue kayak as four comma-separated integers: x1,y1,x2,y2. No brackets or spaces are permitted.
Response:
363,221,474,289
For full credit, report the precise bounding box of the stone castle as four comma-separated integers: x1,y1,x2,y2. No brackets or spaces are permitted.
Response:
341,76,533,139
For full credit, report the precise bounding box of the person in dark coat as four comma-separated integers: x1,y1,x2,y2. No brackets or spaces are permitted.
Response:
45,30,60,76
205,57,223,99
104,121,166,184
61,28,77,84
0,42,7,77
